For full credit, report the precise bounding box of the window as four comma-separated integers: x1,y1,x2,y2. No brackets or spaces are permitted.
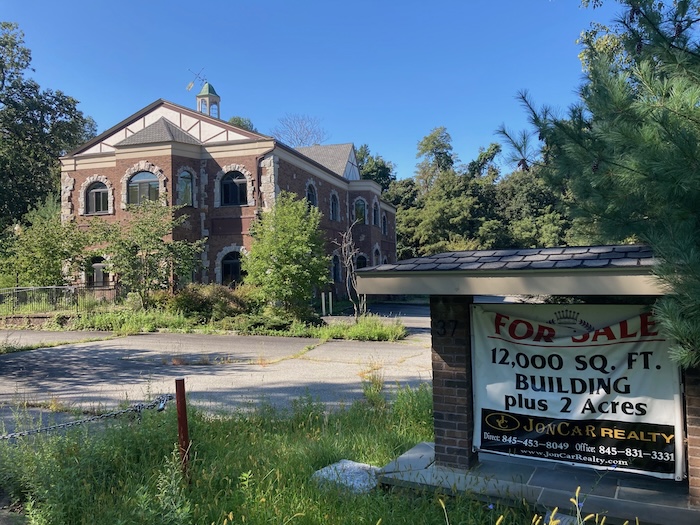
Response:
87,256,109,287
354,199,366,224
332,255,342,283
330,194,339,221
382,214,388,236
373,203,380,226
306,184,317,207
128,171,159,204
86,182,109,215
221,171,248,206
222,251,242,286
356,255,367,269
373,249,380,266
177,171,193,206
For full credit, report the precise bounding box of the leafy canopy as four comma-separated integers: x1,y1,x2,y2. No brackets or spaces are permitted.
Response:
95,201,204,308
243,192,330,317
0,22,96,229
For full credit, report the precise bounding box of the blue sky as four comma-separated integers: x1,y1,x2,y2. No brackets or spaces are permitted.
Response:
3,0,623,180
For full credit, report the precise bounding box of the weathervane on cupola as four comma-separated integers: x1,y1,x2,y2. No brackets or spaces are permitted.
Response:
186,68,221,119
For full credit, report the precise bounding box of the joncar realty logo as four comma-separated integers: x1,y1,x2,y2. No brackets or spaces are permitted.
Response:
484,412,520,432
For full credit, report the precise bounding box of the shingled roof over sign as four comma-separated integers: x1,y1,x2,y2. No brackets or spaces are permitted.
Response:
355,245,663,297
360,245,655,273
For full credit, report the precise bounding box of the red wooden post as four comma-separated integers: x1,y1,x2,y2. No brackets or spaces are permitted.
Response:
175,378,190,473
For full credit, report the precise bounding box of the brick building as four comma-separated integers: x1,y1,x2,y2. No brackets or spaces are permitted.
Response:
59,84,396,293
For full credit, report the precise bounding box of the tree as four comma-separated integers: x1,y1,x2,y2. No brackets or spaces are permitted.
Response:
415,126,456,191
270,113,330,147
228,116,258,133
0,22,96,229
501,0,700,367
335,221,366,319
355,144,396,192
96,201,204,308
242,192,330,317
1,195,90,286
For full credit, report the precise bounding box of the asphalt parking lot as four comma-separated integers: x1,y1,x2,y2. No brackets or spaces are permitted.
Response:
0,304,431,434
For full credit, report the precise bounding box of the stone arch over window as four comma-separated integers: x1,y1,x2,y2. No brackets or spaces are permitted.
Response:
373,244,381,266
329,191,340,221
305,180,318,207
85,255,111,287
372,199,380,227
120,161,167,209
215,245,247,285
382,213,388,236
214,164,254,207
176,166,196,207
352,197,368,224
79,175,114,215
356,253,368,269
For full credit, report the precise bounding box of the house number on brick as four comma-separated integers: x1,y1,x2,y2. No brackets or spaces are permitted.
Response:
435,319,458,337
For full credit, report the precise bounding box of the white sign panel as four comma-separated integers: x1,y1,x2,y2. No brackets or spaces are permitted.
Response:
472,304,684,480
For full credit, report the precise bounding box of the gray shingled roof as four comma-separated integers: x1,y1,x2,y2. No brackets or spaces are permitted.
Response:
359,245,655,273
115,117,202,147
295,143,353,177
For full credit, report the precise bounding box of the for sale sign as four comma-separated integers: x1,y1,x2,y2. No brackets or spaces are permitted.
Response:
472,305,684,480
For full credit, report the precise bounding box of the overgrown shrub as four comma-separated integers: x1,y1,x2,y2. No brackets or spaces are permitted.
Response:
167,284,250,322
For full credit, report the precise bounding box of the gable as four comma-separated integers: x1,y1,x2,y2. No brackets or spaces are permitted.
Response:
295,143,360,180
69,100,266,156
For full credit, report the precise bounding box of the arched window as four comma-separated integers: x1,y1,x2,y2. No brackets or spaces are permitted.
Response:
383,256,388,265
306,184,317,207
210,103,219,119
354,199,366,224
87,256,109,287
221,171,248,206
332,255,342,283
356,255,368,269
128,171,159,204
177,171,193,206
330,194,339,221
86,182,109,215
222,251,242,286
373,248,381,266
382,214,388,236
372,202,380,226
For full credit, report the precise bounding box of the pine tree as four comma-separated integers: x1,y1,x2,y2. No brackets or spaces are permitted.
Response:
503,0,700,367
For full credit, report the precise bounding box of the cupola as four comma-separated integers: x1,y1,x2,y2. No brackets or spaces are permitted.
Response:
196,82,220,118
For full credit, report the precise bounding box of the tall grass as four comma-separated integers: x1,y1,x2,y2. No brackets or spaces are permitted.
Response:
0,386,528,525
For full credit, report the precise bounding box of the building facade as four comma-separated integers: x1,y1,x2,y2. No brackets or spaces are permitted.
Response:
59,85,396,294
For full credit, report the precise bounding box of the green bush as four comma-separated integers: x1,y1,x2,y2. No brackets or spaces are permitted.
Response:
167,284,250,322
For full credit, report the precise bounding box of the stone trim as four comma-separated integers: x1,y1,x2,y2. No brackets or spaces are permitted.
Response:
120,160,167,209
79,174,115,216
372,196,380,226
214,244,246,284
60,174,75,223
213,164,254,208
175,165,198,208
305,178,318,207
352,196,368,224
329,190,340,221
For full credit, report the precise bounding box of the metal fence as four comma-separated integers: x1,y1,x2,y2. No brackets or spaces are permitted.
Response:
0,285,119,315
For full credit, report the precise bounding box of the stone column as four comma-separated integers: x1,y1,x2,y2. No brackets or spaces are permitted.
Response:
686,367,700,506
430,295,476,469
